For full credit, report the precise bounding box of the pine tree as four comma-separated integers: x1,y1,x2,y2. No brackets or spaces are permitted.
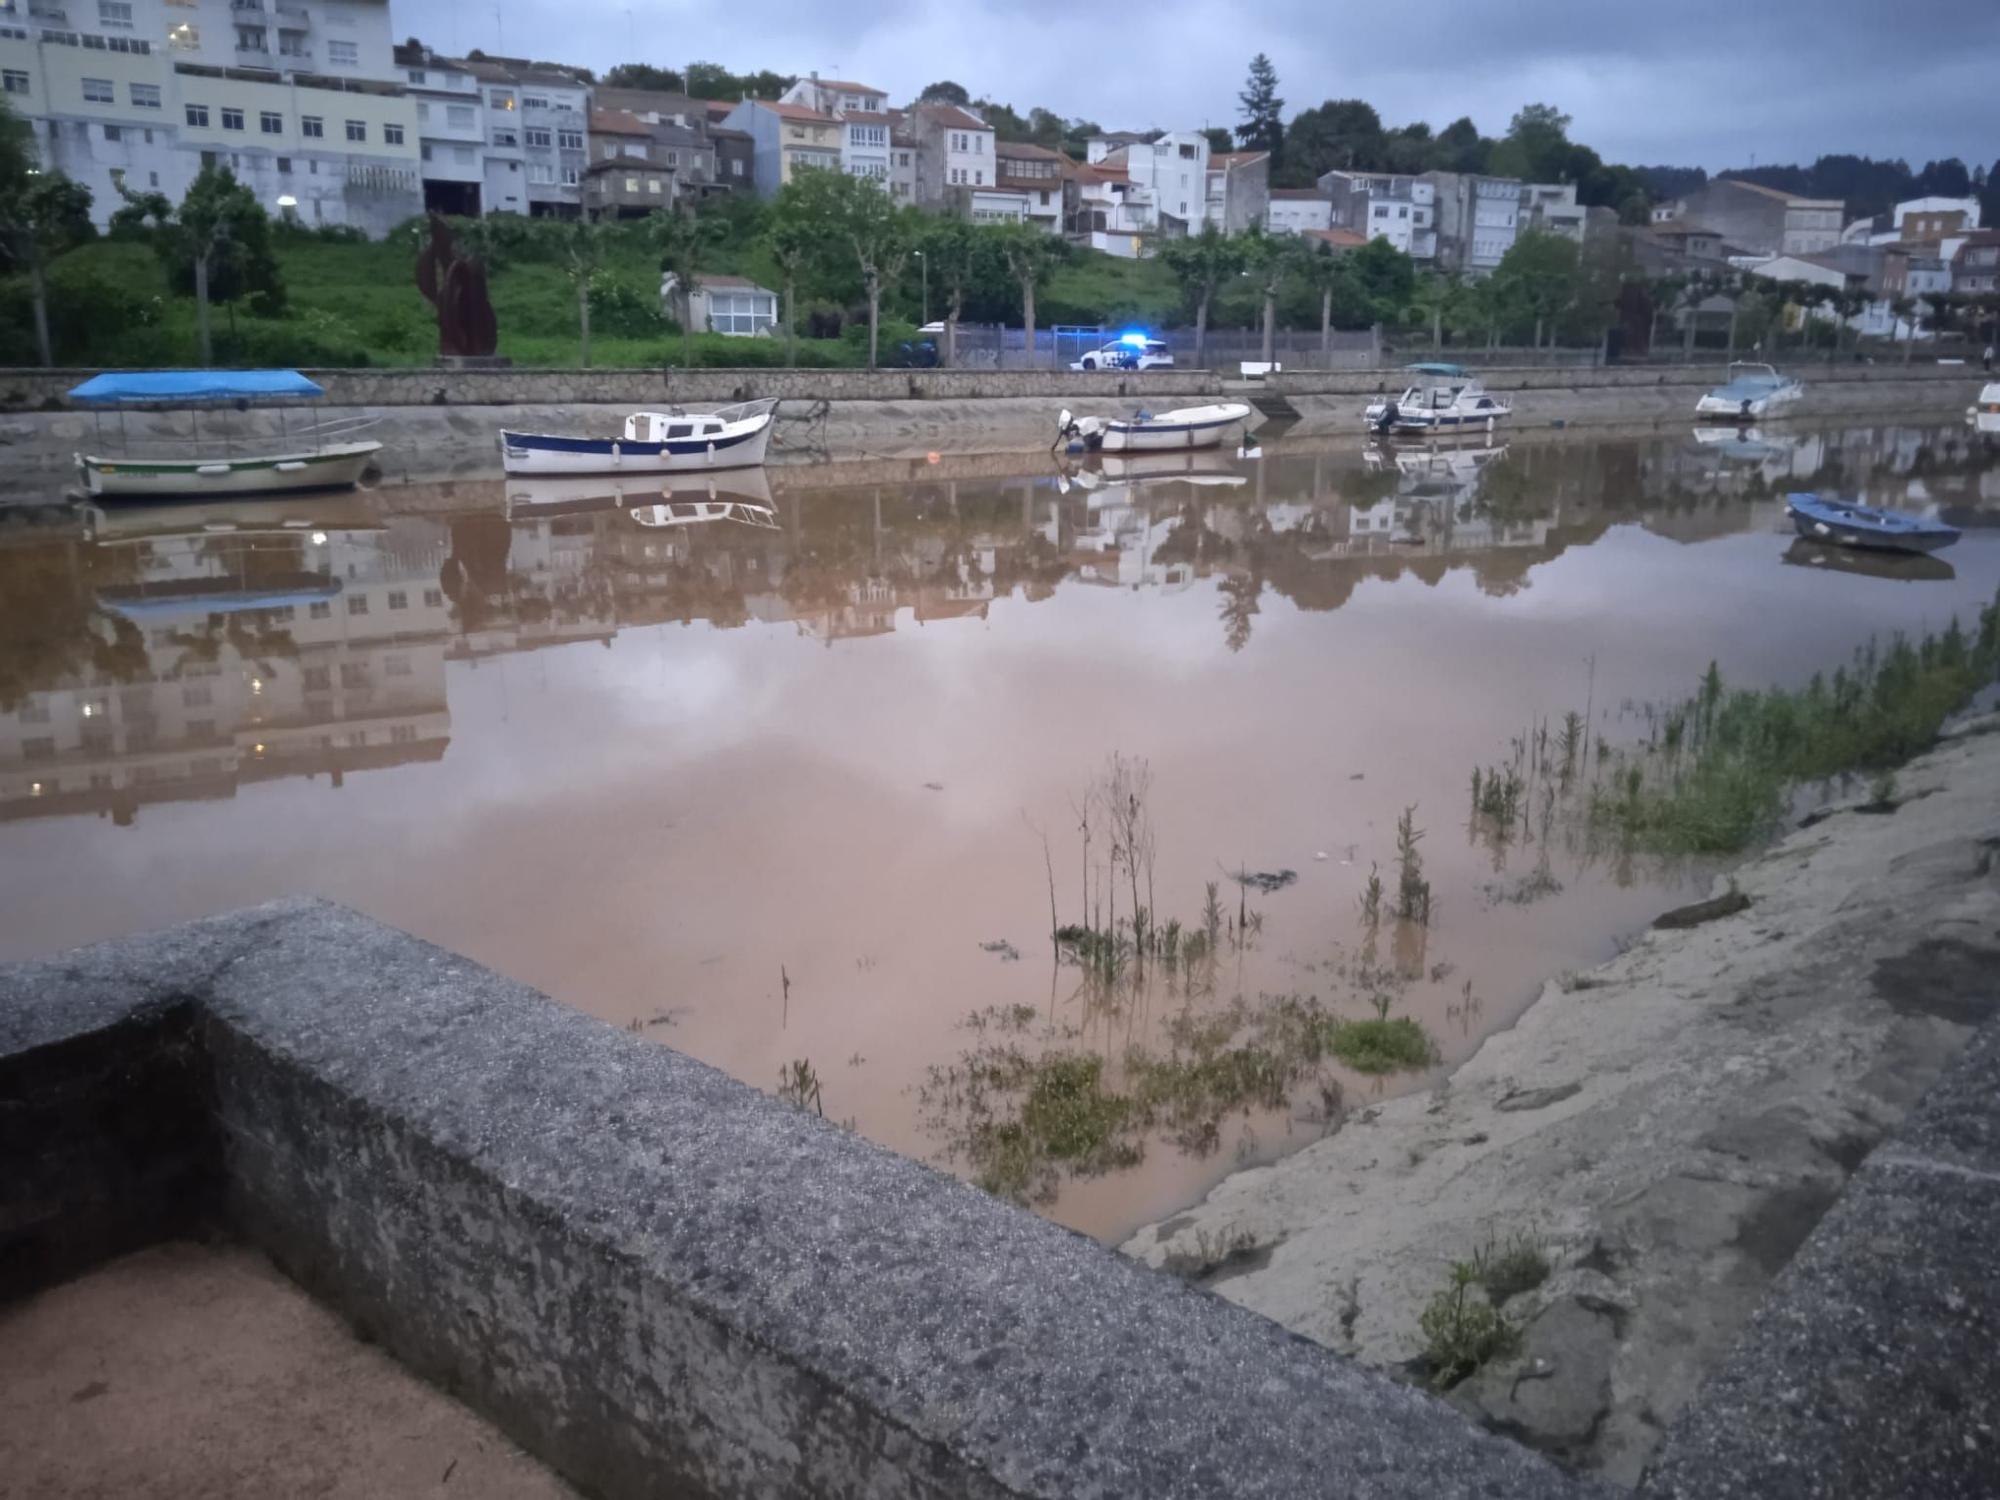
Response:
1236,54,1284,162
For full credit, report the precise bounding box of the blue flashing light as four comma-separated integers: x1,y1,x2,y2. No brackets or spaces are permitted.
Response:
1118,329,1151,348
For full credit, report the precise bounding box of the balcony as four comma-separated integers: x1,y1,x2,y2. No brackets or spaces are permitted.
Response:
275,2,308,23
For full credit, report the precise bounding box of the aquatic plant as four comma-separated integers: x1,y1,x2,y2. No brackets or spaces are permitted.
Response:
776,1058,824,1116
1325,1016,1437,1074
1419,1262,1518,1390
1393,805,1432,925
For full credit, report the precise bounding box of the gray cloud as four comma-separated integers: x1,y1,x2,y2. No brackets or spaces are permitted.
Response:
395,0,1999,171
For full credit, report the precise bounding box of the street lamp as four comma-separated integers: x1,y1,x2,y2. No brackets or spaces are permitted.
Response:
914,249,927,325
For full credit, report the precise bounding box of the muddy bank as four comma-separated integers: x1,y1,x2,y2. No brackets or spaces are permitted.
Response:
1123,711,2000,1486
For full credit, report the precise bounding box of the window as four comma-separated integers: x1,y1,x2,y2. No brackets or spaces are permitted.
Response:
730,157,743,176
260,109,281,133
235,24,264,50
301,114,322,137
185,103,209,127
488,90,513,110
385,655,412,678
308,600,331,620
646,177,662,194
389,724,418,745
386,590,407,611
526,161,554,184
220,107,243,130
709,290,775,336
278,29,306,56
524,126,549,148
561,164,578,185
347,595,369,616
327,38,357,66
167,21,198,50
276,155,289,172
130,81,160,107
81,76,114,103
446,103,473,129
99,0,133,26
492,128,517,147
620,142,642,158
522,94,547,110
3,70,29,96
405,68,425,85
558,129,581,150
103,123,122,141
344,118,364,142
339,663,368,688
420,142,432,160
415,101,429,122
974,168,982,185
423,589,444,608
384,122,404,145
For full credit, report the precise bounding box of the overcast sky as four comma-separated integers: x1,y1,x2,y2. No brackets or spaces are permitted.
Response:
395,0,1997,172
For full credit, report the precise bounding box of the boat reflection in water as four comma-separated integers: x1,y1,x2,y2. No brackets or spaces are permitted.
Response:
1781,537,1956,583
505,468,775,521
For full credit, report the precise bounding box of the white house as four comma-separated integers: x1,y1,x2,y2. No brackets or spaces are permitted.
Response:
909,102,993,205
1206,150,1269,233
1265,188,1333,234
838,110,894,183
780,75,887,117
1097,129,1208,232
663,273,778,336
1892,195,1981,240
1323,170,1436,259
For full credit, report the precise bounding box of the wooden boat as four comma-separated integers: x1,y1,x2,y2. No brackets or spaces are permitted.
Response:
1696,362,1804,421
1056,403,1252,453
499,400,778,476
1785,492,1959,554
1364,364,1511,434
70,370,381,499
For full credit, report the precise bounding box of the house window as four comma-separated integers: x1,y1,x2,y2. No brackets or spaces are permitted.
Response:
347,596,369,617
623,175,638,192
488,90,513,110
276,156,290,172
220,107,244,130
525,126,550,147
386,590,408,611
709,289,776,335
528,162,554,184
730,157,743,176
384,122,404,145
406,68,425,85
185,103,209,127
81,76,114,103
278,30,306,56
260,110,282,133
3,69,30,96
558,129,581,150
130,81,161,107
446,103,473,128
561,165,578,185
646,177,662,194
167,21,198,50
301,114,323,137
345,119,365,142
493,129,517,147
235,24,264,50
99,0,133,26
522,94,547,110
327,38,357,67
103,122,122,141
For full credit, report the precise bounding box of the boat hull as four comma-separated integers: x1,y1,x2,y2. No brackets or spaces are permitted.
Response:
499,416,774,475
1695,386,1803,422
1786,498,1959,555
1382,407,1512,435
76,441,381,499
1099,406,1251,452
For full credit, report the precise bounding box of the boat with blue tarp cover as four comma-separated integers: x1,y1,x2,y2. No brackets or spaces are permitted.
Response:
70,370,382,499
499,400,779,476
1785,492,1960,555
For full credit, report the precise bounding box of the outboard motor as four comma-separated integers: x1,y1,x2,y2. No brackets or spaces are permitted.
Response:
1374,399,1400,434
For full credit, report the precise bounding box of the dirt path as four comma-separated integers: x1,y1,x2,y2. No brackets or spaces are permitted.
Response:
1123,712,2000,1486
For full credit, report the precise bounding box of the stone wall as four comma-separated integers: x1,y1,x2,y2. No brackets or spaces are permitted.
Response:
0,900,1580,1500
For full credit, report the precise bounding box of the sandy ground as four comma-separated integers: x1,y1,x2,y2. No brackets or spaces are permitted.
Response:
0,1239,575,1500
1123,711,2000,1486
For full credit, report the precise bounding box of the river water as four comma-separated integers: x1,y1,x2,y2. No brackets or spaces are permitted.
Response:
2,418,1995,1241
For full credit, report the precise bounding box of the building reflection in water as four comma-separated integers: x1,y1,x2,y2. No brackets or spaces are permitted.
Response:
0,419,1984,828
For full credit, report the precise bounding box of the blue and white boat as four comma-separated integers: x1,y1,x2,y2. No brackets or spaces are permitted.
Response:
499,399,778,476
1696,362,1804,422
1785,492,1959,555
1364,364,1511,435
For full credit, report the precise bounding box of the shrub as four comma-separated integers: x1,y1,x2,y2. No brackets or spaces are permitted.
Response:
1420,1262,1517,1389
1326,1017,1436,1074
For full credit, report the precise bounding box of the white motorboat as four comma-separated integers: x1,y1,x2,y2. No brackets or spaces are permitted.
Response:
628,499,779,530
70,370,381,499
1363,364,1511,434
1695,362,1804,422
1968,382,2000,436
504,467,775,518
499,399,778,476
1056,403,1251,453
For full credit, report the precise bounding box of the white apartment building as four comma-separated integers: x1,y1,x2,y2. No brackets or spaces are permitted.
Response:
466,56,588,218
780,74,886,117
909,101,993,204
1093,129,1207,232
839,109,894,182
1320,170,1436,259
1423,171,1520,274
2,0,420,232
394,43,492,215
1264,187,1332,234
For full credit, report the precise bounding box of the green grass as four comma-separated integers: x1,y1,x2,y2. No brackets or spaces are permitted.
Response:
1325,1017,1438,1075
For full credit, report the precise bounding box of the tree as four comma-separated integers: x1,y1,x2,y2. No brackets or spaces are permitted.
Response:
1201,127,1234,157
0,103,95,367
563,217,611,368
1157,222,1245,368
122,165,275,365
1489,103,1574,185
781,172,911,369
1236,54,1283,161
1409,272,1458,350
648,205,718,364
1237,224,1290,366
995,223,1067,369
1490,230,1580,348
1433,117,1489,175
1281,99,1385,185
602,63,684,91
919,80,970,106
764,182,818,365
914,215,991,367
1293,239,1350,360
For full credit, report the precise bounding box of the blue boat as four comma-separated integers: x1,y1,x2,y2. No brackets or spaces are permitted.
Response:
1785,493,1960,555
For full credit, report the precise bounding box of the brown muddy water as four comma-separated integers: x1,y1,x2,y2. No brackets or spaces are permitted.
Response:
2,418,1996,1241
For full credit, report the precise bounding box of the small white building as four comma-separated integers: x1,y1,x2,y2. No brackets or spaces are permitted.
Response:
1265,188,1333,234
1892,195,1981,240
780,76,888,117
909,102,994,205
1093,129,1207,233
665,274,778,337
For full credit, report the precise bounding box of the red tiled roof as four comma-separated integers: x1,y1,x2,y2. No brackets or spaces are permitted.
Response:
1302,228,1367,248
808,79,882,95
915,103,989,131
762,101,836,123
589,108,650,136
995,141,1067,160
1269,187,1330,201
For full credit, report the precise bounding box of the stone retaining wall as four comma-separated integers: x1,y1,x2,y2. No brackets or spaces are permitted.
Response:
0,900,1580,1500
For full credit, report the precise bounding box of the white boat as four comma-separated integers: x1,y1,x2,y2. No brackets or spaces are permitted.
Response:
1695,362,1805,421
499,399,778,476
70,370,381,500
504,467,775,518
1363,364,1511,434
1968,382,2000,436
1056,403,1252,453
628,499,779,530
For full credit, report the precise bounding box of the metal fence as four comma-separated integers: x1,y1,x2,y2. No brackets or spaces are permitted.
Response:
926,323,1386,372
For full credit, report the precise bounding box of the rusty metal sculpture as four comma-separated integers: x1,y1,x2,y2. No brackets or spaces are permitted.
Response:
415,212,498,358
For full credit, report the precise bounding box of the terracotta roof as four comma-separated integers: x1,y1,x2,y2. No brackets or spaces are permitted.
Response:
1269,187,1331,201
807,79,883,95
1301,228,1367,248
995,141,1067,160
1075,163,1130,184
1651,220,1720,238
763,101,837,123
1211,151,1267,168
590,108,651,136
915,103,990,131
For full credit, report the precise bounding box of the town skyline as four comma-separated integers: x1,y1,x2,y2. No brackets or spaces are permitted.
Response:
392,0,1997,174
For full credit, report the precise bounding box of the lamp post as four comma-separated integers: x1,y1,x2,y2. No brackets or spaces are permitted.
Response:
915,249,927,325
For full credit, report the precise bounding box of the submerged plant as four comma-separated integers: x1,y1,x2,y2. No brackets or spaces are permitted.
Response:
777,1058,824,1117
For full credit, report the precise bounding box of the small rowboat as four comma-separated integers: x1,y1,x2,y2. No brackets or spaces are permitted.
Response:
1057,403,1251,454
1785,492,1959,555
500,399,778,476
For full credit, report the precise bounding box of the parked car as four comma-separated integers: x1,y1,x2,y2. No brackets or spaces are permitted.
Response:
1070,337,1174,372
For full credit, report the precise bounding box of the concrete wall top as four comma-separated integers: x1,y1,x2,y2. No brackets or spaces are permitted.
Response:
0,900,1587,1500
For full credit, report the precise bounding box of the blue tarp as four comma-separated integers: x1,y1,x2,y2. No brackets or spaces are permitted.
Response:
68,370,325,404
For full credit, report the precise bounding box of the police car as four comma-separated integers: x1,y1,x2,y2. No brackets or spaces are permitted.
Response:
1069,332,1175,371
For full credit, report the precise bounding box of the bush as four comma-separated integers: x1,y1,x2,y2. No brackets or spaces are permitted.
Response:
1419,1263,1517,1389
1326,1017,1437,1074
587,275,668,338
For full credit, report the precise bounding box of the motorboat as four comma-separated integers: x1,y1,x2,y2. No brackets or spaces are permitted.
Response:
1363,364,1511,434
1696,362,1804,422
1056,403,1252,454
70,370,381,499
1968,382,2000,436
499,399,778,476
1785,492,1959,554
628,499,779,530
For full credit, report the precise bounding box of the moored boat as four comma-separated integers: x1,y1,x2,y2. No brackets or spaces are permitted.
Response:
1785,492,1959,554
1363,364,1511,434
1056,403,1252,453
1968,381,2000,436
71,370,382,499
1695,362,1804,422
500,399,778,476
